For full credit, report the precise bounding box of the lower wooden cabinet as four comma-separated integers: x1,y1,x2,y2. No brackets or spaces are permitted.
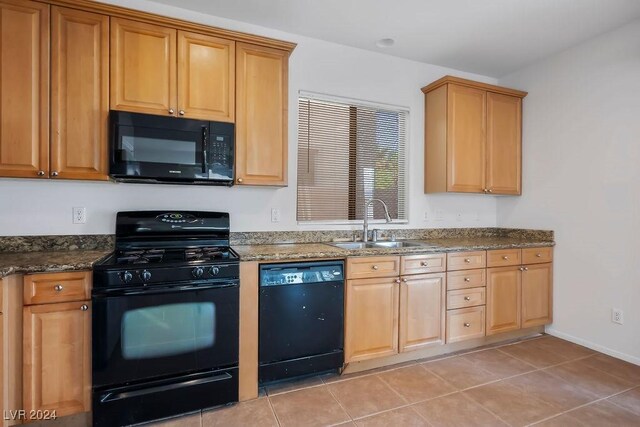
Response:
446,306,486,343
486,266,521,335
521,263,553,328
399,273,445,352
345,277,399,363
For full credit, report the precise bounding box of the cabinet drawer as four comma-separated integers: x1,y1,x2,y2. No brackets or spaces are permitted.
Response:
400,253,446,275
447,251,486,271
522,247,553,265
487,249,521,267
447,269,485,290
447,287,485,310
347,256,400,279
446,306,485,343
24,271,91,305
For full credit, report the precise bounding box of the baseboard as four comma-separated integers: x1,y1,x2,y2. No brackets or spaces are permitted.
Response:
545,327,640,366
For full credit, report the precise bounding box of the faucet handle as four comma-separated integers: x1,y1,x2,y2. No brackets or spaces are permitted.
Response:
372,229,380,242
390,233,397,242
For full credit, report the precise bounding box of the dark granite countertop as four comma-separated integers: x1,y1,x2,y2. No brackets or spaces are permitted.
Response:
232,237,554,262
0,250,111,278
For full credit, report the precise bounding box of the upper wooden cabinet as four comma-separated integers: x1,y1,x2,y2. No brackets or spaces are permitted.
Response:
51,6,109,180
422,76,526,195
0,0,49,178
111,18,235,122
235,43,289,186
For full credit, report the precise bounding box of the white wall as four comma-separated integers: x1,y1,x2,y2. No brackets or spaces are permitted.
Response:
0,0,498,235
498,19,640,363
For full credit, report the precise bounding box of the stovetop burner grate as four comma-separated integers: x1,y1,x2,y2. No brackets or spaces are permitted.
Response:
114,247,232,265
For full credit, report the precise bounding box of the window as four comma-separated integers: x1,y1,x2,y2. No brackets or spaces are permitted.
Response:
297,94,408,223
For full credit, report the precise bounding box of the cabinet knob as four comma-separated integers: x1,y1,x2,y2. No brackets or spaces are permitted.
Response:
402,278,408,282
372,265,379,270
420,261,428,267
519,267,525,271
464,277,471,282
51,171,59,177
464,258,471,263
54,284,63,292
464,296,471,301
536,253,542,257
168,109,175,115
464,323,471,328
524,267,529,271
237,178,243,183
502,256,509,260
80,304,89,311
37,170,45,177
179,110,185,116
483,188,488,193
395,278,401,284
488,189,493,193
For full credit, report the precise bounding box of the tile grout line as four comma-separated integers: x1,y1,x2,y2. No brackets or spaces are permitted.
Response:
525,385,640,426
606,385,640,414
458,388,513,427
324,382,356,424
265,394,283,427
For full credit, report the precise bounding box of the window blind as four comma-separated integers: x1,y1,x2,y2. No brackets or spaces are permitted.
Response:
297,96,407,222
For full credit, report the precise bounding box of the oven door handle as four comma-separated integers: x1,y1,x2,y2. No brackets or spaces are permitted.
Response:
93,282,238,298
99,372,232,403
202,126,208,174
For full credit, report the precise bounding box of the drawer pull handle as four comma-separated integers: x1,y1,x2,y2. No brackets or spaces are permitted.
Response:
80,305,89,311
372,265,379,270
464,277,471,282
54,284,64,292
536,253,542,257
502,256,509,260
420,261,428,266
464,323,471,328
464,296,471,301
464,258,471,263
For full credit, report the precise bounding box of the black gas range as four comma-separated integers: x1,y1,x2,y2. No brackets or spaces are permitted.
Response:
92,211,240,427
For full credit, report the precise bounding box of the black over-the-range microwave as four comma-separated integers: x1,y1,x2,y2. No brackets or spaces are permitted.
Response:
110,111,235,185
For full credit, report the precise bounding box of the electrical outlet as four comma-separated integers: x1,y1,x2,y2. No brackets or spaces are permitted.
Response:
612,308,624,325
271,208,281,223
434,209,445,221
456,212,463,222
72,207,86,224
423,211,429,221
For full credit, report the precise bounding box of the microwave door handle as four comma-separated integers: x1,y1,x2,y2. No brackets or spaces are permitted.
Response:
202,127,208,174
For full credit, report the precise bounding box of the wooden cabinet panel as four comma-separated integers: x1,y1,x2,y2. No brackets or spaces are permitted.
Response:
347,256,400,280
522,247,553,265
235,43,288,186
446,84,486,193
486,249,521,268
345,277,399,362
399,273,445,352
51,6,108,180
447,268,486,290
110,18,176,115
400,253,446,275
446,306,485,343
0,0,49,178
23,301,91,418
486,266,521,335
521,263,552,328
486,92,521,195
447,251,486,271
177,31,234,122
23,271,91,305
447,287,485,310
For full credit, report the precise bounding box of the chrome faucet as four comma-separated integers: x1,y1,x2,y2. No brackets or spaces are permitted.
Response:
362,198,392,242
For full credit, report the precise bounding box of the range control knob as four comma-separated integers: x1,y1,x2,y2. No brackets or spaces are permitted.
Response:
141,270,152,282
192,267,205,278
209,266,220,276
121,271,133,283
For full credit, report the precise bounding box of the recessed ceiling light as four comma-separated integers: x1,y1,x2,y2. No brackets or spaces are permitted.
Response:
376,38,395,48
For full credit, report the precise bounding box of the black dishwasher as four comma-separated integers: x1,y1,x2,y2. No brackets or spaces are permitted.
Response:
259,261,344,383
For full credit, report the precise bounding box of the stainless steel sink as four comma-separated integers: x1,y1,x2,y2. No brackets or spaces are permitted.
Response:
328,242,374,250
370,241,426,248
328,240,435,250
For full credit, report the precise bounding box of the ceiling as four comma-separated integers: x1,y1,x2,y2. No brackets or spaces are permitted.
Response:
149,0,640,77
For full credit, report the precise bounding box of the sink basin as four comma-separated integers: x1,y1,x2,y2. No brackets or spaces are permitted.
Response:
370,241,425,248
329,240,435,250
328,242,374,250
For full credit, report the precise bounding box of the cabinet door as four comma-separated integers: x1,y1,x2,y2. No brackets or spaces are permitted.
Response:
399,273,445,352
110,18,176,116
235,43,288,186
0,0,49,178
51,7,108,180
486,92,521,195
521,263,553,328
345,277,399,362
486,266,521,335
446,84,486,193
178,31,234,122
23,301,91,418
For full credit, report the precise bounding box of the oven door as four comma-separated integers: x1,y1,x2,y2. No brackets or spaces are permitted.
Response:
92,281,239,389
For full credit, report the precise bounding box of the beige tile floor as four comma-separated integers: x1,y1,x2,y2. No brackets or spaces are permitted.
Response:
48,335,640,427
